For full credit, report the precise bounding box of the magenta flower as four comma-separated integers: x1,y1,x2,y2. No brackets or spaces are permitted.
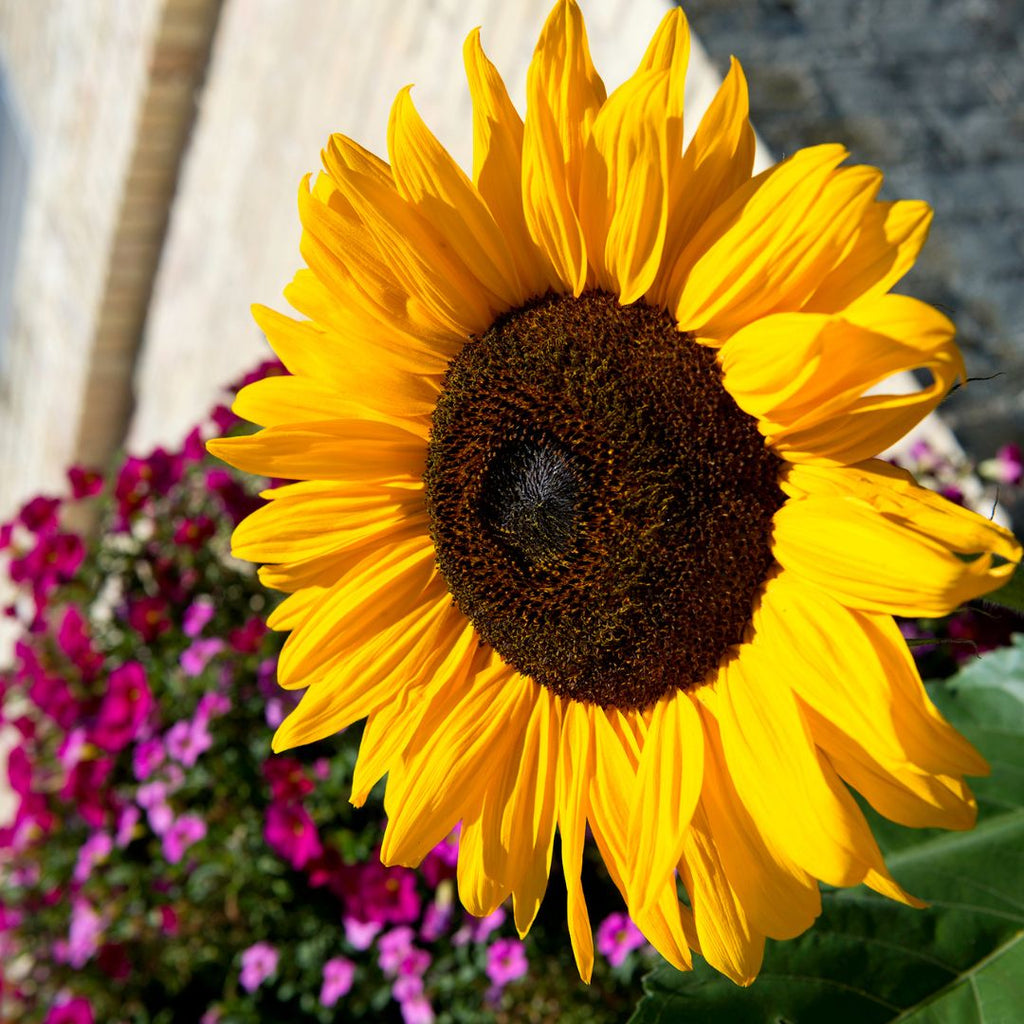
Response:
319,956,356,1008
136,779,169,810
165,717,213,767
162,813,206,864
486,938,528,987
28,669,79,729
264,801,322,869
980,442,1023,486
173,514,216,549
239,941,279,992
18,495,61,533
6,744,31,796
126,596,171,644
133,738,165,781
419,901,453,942
58,727,88,772
183,597,216,637
68,464,103,499
91,662,153,752
420,829,460,887
377,927,415,974
73,831,113,884
344,916,382,951
262,756,314,804
196,691,231,722
348,859,420,926
45,996,95,1024
63,899,104,968
398,993,435,1024
596,911,647,967
56,606,103,681
180,638,224,677
115,805,140,847
60,758,113,828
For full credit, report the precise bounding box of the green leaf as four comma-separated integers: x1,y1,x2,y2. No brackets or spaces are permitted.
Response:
630,637,1024,1024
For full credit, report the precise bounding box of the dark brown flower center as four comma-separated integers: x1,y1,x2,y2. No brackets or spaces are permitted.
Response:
424,291,783,711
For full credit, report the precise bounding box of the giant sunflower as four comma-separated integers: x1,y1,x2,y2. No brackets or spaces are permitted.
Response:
210,0,1022,985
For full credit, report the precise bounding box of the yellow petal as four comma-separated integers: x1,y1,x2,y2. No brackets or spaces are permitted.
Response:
678,803,764,986
578,9,688,302
207,419,425,483
463,28,555,298
323,142,496,335
522,0,605,294
382,650,529,866
697,704,822,941
458,808,513,918
350,620,478,805
251,304,440,422
719,299,963,465
649,57,754,308
627,691,703,913
755,566,987,778
388,86,524,309
672,146,887,339
589,708,695,971
772,470,1021,616
715,650,900,891
803,200,933,313
556,698,595,982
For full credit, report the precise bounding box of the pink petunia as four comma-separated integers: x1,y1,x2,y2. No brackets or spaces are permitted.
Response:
486,937,528,987
91,662,153,753
161,813,206,864
164,717,213,767
45,996,95,1024
264,802,322,869
239,941,279,992
73,832,113,884
596,911,647,967
319,956,356,1008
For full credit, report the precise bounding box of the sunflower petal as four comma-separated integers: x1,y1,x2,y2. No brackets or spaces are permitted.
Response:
388,86,524,308
773,473,1020,616
578,9,688,302
650,56,754,308
382,651,528,867
715,650,902,891
672,146,887,338
522,0,605,294
556,698,595,982
678,803,765,986
627,691,703,913
463,29,555,298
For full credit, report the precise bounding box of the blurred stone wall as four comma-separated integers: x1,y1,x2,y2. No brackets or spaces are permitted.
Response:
681,0,1024,474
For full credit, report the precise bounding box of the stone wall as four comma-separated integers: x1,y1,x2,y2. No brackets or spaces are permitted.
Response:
682,0,1024,500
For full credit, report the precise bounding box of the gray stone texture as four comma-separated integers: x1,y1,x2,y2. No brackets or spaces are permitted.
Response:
680,0,1024,512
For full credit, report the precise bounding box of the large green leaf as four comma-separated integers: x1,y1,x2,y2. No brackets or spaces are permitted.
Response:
629,635,1024,1024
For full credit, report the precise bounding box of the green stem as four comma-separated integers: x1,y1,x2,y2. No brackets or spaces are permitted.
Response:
984,557,1024,615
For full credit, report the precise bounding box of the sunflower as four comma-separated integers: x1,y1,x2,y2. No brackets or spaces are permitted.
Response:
209,0,1021,985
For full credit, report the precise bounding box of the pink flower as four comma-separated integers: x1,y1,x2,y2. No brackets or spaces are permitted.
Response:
344,916,382,951
136,779,168,810
73,832,113,884
486,938,528,987
165,717,213,767
180,638,224,677
264,802,322,869
126,596,171,644
148,802,174,837
980,442,1023,486
57,606,103,681
183,597,216,637
472,907,506,943
91,663,153,752
45,996,95,1024
63,899,104,968
377,927,415,974
162,813,206,864
58,727,88,771
239,941,279,992
18,495,61,533
419,901,452,942
133,739,165,781
60,759,113,828
399,994,435,1024
347,859,420,926
421,829,459,886
68,465,103,499
115,805,140,847
596,912,646,967
174,514,217,549
196,691,231,722
6,744,31,796
262,757,314,803
319,956,356,1007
